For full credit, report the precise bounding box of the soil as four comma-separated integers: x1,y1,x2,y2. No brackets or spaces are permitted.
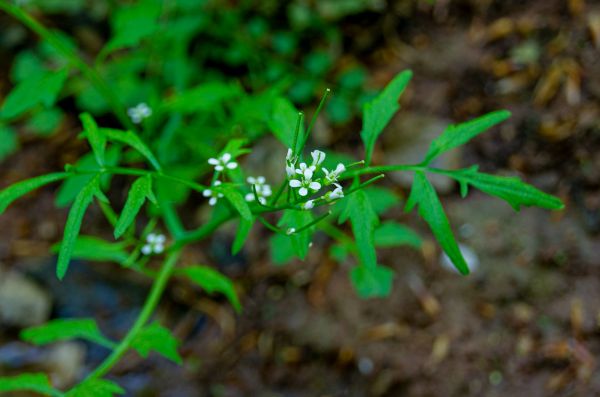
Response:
1,1,599,396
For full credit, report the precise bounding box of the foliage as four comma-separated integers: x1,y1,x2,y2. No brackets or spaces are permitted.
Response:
0,1,564,395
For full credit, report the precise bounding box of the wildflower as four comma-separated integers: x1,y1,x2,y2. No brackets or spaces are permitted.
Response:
310,150,326,168
289,164,321,196
141,233,166,255
302,200,314,210
286,228,296,235
245,176,272,205
325,183,344,201
208,153,238,172
286,149,297,177
202,181,223,206
322,163,346,185
127,103,152,124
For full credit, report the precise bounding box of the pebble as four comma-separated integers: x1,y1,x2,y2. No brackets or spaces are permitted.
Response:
0,267,52,327
440,244,480,274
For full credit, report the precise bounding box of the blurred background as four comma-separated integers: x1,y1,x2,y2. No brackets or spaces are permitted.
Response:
0,0,599,396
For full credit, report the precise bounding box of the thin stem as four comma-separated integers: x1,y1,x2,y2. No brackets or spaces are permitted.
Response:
0,2,136,130
291,112,304,155
293,210,332,234
84,249,181,381
298,88,330,153
257,216,282,234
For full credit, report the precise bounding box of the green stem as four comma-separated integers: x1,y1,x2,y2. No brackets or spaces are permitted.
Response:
84,249,181,381
0,1,136,130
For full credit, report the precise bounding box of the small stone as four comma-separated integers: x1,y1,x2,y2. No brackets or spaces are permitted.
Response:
0,268,51,327
440,244,480,274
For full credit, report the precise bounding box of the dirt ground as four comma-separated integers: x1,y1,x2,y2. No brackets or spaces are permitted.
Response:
1,1,599,396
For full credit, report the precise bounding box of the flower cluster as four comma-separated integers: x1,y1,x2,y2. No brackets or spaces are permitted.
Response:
208,153,238,172
202,180,223,206
245,176,272,205
127,103,152,124
286,149,346,208
141,233,166,255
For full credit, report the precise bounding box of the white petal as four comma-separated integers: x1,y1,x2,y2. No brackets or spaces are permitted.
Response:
286,166,296,177
214,180,222,186
209,197,217,206
226,162,238,169
147,233,157,243
247,177,256,184
154,244,164,254
155,235,166,244
303,168,314,180
257,176,265,184
286,149,293,161
217,193,224,198
289,179,302,188
258,197,267,205
245,193,255,202
335,163,346,174
299,187,308,196
202,189,212,197
303,200,314,209
208,158,219,165
221,153,231,162
309,181,321,191
141,245,152,255
215,165,224,171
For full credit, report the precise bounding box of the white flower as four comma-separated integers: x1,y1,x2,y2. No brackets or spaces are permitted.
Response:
127,103,152,124
323,163,346,185
142,233,166,255
286,228,296,235
208,153,238,172
302,200,314,210
325,183,344,201
285,149,297,177
202,181,223,206
310,150,326,168
245,176,272,205
295,162,315,180
289,176,321,197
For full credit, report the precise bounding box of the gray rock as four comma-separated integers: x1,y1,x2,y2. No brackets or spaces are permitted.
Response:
0,267,52,327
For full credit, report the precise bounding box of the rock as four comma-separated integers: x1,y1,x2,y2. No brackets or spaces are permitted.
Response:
43,342,86,389
0,267,52,327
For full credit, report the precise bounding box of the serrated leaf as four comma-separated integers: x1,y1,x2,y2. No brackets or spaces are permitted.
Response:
374,222,422,248
100,128,161,171
351,265,394,298
269,97,303,149
0,68,68,120
278,209,314,260
0,373,57,396
0,172,68,215
131,322,182,364
360,70,412,165
405,171,469,275
57,175,104,279
80,113,106,167
449,166,564,211
339,189,378,268
179,265,241,312
219,185,252,221
21,318,115,348
52,236,129,264
423,110,511,164
114,175,156,239
66,378,124,397
232,217,253,255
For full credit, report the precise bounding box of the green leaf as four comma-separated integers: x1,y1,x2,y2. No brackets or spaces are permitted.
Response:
269,233,296,265
66,378,124,397
351,265,394,298
232,217,253,255
423,110,511,164
101,128,161,171
52,236,129,264
269,97,303,149
278,209,314,260
405,172,469,275
374,222,423,248
57,175,104,279
0,373,57,396
26,108,63,136
102,0,161,55
0,124,19,161
114,175,156,239
339,189,378,268
364,186,401,216
0,68,68,120
21,318,115,348
131,322,182,364
179,265,241,312
219,185,252,221
162,82,244,114
80,113,106,167
0,172,69,215
360,70,412,165
448,166,564,211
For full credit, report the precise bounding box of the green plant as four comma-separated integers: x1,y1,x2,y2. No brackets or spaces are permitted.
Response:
0,2,563,396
